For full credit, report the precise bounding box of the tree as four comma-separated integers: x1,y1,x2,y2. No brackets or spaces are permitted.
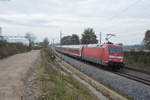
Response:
143,30,150,49
71,34,80,45
25,32,36,49
43,37,49,48
81,28,98,44
61,36,72,45
61,34,80,45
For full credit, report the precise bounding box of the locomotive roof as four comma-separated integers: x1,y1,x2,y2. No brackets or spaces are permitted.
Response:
103,44,123,48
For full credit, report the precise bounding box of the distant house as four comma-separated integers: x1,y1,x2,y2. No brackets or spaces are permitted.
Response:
0,35,29,46
6,38,29,46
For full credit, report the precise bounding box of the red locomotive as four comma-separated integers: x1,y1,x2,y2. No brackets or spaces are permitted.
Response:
55,43,124,70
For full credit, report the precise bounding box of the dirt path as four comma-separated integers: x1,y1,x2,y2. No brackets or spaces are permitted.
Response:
0,50,40,100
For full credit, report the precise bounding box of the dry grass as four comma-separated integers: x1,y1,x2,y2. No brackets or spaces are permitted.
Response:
35,48,98,100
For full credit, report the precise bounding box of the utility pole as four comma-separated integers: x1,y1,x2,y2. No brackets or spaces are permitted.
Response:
60,32,62,45
96,32,102,44
99,32,101,44
0,27,2,36
53,38,55,46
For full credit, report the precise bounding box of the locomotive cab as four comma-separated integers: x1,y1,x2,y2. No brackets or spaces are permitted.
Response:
109,46,124,70
104,44,124,70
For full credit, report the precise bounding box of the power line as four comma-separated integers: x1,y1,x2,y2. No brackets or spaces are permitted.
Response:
98,0,143,36
101,0,144,38
122,0,142,12
110,0,143,20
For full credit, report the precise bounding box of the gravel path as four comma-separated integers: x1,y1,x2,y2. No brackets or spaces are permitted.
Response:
0,50,40,100
55,51,150,100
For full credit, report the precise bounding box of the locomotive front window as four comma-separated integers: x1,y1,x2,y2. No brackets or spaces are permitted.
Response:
109,48,122,54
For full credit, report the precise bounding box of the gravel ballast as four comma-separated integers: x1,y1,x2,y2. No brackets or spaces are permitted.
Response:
55,51,150,100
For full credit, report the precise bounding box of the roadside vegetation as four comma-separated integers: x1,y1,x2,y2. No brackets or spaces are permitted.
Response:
0,40,30,59
124,50,150,72
0,34,48,59
36,48,98,100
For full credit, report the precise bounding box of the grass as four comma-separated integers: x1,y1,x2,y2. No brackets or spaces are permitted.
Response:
36,48,98,100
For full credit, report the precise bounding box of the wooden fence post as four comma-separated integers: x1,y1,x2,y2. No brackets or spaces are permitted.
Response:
55,95,56,100
21,96,23,100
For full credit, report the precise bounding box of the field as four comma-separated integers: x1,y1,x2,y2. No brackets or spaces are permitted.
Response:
124,50,150,73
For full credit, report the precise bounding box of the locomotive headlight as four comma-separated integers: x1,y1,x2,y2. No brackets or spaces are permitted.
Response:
109,56,114,58
105,60,108,63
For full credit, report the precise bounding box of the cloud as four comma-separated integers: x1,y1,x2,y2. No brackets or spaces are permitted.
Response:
0,14,59,28
0,0,150,44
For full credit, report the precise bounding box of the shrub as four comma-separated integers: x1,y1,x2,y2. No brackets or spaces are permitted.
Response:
0,40,30,59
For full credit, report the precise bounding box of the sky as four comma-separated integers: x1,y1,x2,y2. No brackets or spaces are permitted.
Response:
0,0,150,45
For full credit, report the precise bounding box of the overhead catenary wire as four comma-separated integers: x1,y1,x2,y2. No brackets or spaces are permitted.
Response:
102,0,143,31
110,0,143,21
101,0,144,43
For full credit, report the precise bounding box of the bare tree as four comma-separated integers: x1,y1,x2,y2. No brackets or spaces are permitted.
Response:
143,30,150,49
25,32,36,49
43,37,49,48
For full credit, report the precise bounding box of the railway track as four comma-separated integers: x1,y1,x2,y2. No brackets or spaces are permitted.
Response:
125,67,150,75
92,64,150,86
115,71,150,86
81,61,150,86
54,50,150,86
75,59,150,86
96,66,150,86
